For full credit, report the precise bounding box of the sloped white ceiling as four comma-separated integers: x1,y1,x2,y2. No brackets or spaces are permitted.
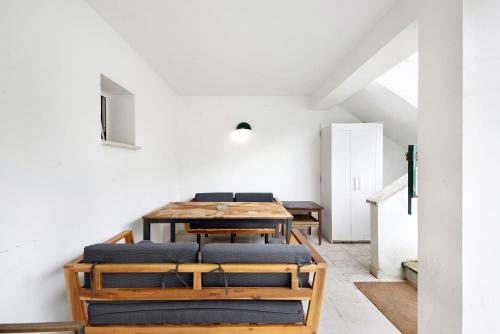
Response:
376,53,418,107
341,82,417,146
86,0,399,95
341,53,418,147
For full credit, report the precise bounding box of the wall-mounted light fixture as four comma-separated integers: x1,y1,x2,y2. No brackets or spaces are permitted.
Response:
232,122,252,141
236,122,252,131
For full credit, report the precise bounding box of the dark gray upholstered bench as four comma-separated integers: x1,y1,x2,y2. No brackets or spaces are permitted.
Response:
83,241,309,325
186,192,281,243
64,229,327,334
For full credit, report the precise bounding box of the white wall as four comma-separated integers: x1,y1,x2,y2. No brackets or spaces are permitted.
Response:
176,96,359,201
176,96,406,202
107,95,136,145
0,0,178,323
462,0,500,332
420,1,500,332
383,137,406,186
419,0,463,332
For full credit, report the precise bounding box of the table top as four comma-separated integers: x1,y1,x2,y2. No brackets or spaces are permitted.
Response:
282,201,323,210
144,202,293,220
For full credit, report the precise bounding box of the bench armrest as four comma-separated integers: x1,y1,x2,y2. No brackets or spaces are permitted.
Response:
291,229,326,267
0,321,84,333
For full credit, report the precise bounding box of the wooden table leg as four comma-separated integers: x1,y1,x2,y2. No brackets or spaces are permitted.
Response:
318,210,322,245
286,219,292,244
170,222,176,242
274,224,280,237
143,219,151,240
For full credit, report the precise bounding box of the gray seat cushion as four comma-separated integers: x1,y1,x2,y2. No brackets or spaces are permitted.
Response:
202,243,311,287
83,241,198,288
87,300,304,325
234,192,273,202
194,192,234,202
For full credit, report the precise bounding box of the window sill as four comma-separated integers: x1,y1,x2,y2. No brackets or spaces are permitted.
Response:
101,140,141,150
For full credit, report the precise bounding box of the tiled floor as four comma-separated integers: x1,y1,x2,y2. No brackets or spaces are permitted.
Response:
175,229,401,334
311,238,401,334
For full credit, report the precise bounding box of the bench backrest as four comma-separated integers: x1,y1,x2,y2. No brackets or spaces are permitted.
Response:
202,243,311,287
83,241,199,288
194,192,234,202
234,192,273,202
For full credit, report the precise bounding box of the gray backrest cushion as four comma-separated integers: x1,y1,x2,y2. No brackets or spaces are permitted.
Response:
234,192,273,202
194,192,234,202
83,241,198,288
202,243,311,287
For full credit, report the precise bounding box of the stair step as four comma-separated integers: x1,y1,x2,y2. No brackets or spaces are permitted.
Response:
402,260,418,273
402,261,418,288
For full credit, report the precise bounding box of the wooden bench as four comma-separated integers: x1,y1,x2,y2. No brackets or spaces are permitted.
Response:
184,197,284,243
0,321,83,334
64,229,327,334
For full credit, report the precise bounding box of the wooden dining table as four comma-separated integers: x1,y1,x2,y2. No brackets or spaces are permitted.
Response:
142,201,294,243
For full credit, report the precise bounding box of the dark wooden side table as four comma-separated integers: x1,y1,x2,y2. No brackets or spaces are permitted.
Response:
282,201,323,245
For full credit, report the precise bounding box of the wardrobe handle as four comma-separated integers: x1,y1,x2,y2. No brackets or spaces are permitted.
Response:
358,176,361,191
353,177,357,191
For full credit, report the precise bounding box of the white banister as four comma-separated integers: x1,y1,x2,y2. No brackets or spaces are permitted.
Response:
367,174,408,206
367,174,418,279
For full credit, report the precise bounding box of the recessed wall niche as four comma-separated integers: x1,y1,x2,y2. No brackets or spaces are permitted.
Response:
100,74,140,150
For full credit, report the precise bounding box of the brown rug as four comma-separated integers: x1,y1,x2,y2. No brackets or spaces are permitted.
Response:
355,282,417,334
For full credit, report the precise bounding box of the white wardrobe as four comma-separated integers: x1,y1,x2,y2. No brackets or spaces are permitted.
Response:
320,123,383,242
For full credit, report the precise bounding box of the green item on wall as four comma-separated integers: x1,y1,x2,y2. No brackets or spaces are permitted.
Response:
406,145,417,215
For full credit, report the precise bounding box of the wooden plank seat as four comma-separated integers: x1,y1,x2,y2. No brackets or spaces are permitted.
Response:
183,192,286,243
64,229,327,334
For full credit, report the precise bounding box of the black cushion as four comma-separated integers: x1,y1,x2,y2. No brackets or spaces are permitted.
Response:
83,241,198,288
191,193,234,229
190,193,273,229
87,300,304,325
202,243,311,287
234,192,273,202
189,219,278,229
194,192,234,202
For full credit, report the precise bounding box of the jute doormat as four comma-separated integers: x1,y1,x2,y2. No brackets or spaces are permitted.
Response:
354,281,417,334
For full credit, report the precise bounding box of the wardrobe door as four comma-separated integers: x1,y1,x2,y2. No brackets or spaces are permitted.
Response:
350,127,379,241
331,127,352,241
